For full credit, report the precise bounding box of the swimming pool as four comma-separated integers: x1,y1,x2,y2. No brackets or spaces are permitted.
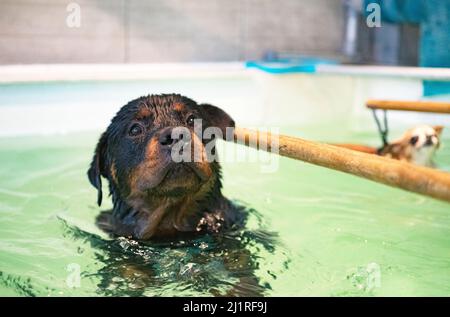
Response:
0,65,449,296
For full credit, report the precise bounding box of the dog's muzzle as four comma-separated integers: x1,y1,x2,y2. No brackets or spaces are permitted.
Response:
424,135,436,147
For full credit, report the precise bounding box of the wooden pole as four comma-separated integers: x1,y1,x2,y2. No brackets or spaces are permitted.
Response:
330,143,378,154
366,99,450,113
232,127,450,203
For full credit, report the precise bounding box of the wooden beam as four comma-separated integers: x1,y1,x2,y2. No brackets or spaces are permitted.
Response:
366,99,450,114
232,127,450,203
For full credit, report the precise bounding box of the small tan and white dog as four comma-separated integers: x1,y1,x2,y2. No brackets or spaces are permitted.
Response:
335,125,444,167
379,125,443,167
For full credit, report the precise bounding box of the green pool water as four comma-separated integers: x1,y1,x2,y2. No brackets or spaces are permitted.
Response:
0,126,449,297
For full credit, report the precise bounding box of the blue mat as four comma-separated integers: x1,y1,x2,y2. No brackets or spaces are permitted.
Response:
245,57,338,74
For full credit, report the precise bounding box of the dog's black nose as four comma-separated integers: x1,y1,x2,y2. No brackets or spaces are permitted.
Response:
159,128,177,147
159,128,175,146
425,135,434,146
158,127,189,148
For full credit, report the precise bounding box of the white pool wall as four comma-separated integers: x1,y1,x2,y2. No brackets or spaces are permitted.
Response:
0,63,449,136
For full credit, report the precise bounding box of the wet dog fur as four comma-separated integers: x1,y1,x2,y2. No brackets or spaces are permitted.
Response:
88,94,244,241
86,94,279,296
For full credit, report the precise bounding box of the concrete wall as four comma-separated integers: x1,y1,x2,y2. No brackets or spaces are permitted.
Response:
0,0,345,64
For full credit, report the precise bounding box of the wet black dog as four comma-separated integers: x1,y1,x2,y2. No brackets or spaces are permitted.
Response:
86,94,285,296
88,94,244,240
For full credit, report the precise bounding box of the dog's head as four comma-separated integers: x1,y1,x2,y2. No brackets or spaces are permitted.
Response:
382,125,443,166
87,94,234,211
406,125,442,149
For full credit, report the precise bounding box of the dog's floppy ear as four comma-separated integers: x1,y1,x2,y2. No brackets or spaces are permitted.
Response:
433,125,444,136
200,103,235,138
87,132,108,206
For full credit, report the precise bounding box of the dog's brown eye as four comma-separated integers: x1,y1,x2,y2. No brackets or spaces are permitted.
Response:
410,136,419,145
129,123,144,137
186,114,197,126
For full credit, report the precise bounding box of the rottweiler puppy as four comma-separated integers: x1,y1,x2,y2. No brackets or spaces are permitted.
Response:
86,94,279,296
87,94,244,240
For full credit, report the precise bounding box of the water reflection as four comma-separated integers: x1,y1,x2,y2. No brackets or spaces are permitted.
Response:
61,207,289,297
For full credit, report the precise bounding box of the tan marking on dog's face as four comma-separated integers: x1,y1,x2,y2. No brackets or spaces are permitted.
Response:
173,102,185,112
145,137,160,161
127,137,161,195
110,162,118,184
135,105,152,120
190,131,214,179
